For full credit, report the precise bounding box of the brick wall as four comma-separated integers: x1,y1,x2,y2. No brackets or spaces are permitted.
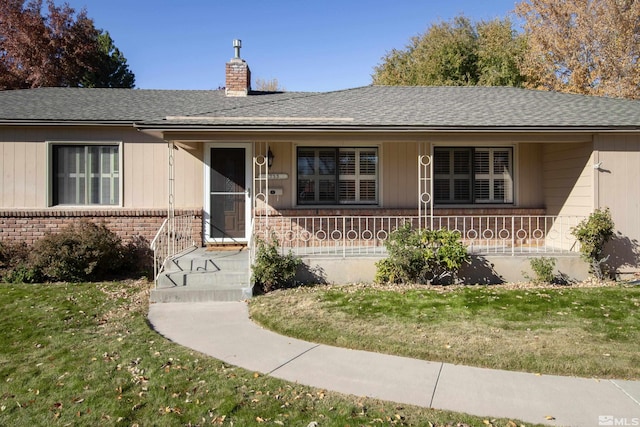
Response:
0,209,203,246
225,59,251,96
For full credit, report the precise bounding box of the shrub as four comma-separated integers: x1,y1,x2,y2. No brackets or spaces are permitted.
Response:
251,237,302,294
30,220,126,282
0,240,40,283
122,235,154,279
571,208,615,279
375,223,469,285
525,257,557,284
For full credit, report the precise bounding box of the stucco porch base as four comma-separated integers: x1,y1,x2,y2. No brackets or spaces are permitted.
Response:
296,254,589,285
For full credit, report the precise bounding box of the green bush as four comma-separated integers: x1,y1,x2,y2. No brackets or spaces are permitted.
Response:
375,223,469,285
30,220,126,282
251,237,302,294
525,257,557,284
571,208,615,279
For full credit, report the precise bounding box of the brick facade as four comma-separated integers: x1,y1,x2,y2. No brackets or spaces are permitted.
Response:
0,209,203,246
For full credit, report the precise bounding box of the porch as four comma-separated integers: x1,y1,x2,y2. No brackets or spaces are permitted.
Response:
150,212,586,302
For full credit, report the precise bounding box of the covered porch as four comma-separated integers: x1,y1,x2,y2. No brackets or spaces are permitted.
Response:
149,138,589,299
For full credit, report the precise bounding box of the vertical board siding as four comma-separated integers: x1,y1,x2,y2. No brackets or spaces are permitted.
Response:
517,143,544,207
596,135,640,252
382,141,420,208
542,142,593,217
0,126,201,210
173,141,203,207
0,141,45,208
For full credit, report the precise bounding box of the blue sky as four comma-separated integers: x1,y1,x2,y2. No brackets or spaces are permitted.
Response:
60,0,519,92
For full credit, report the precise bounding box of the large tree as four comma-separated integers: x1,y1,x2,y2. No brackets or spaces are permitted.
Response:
0,0,134,90
516,0,640,99
81,31,135,88
372,15,526,87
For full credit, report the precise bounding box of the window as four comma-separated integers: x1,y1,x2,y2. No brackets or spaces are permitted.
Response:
434,147,513,204
52,144,120,205
297,147,378,205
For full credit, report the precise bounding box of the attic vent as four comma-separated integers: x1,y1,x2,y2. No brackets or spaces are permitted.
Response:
225,39,251,97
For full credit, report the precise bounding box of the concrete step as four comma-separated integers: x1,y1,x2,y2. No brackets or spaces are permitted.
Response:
150,286,253,303
165,257,249,273
153,247,253,302
157,271,249,288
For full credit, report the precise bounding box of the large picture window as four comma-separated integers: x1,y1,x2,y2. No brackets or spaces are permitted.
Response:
52,144,120,206
434,147,513,204
297,147,378,205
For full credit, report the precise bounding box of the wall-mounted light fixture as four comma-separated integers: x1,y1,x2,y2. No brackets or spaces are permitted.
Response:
267,148,274,168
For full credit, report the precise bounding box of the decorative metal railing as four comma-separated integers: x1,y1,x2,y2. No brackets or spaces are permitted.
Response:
150,214,196,285
252,215,583,257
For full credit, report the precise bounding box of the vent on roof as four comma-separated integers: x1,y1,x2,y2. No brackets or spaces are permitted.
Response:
225,39,251,97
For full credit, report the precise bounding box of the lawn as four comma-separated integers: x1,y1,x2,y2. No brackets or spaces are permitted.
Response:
249,282,640,380
0,281,539,427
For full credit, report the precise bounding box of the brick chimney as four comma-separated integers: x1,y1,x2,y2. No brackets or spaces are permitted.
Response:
225,39,251,97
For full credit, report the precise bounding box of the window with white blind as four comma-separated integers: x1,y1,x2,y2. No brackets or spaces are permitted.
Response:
434,147,513,204
297,147,378,205
52,144,120,206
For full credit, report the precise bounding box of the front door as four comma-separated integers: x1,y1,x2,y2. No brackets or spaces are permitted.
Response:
206,145,251,242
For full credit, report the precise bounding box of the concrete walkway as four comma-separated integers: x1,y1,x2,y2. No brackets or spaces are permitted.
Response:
148,302,640,427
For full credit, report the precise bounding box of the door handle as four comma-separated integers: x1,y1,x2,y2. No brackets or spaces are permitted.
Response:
246,187,251,198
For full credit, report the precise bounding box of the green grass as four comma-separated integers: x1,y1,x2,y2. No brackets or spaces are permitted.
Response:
0,281,540,427
249,283,640,379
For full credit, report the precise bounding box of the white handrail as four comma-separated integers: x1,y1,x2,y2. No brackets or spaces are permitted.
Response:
151,214,196,286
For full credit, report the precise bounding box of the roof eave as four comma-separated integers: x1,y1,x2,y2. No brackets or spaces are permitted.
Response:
133,123,640,133
0,120,136,126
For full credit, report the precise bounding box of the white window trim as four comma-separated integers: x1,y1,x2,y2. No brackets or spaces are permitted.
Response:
46,141,123,208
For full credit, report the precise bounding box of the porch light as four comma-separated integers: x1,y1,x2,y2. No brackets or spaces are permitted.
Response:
267,148,274,168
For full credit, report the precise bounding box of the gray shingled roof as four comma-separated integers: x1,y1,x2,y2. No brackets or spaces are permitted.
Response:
0,87,309,123
1,86,640,130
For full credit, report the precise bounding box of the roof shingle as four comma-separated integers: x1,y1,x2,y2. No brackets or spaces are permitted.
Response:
1,86,639,130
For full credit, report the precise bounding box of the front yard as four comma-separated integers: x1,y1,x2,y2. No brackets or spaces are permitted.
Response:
249,281,640,379
0,281,541,427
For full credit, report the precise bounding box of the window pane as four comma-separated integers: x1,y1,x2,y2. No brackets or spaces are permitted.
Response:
475,179,490,200
453,150,471,174
434,150,449,174
318,150,336,175
434,179,450,201
359,151,377,175
454,179,471,201
494,179,506,201
298,179,315,202
298,150,315,175
318,180,335,202
475,150,490,174
298,147,376,205
339,151,355,175
360,180,376,201
493,150,510,174
339,181,355,201
52,145,118,206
